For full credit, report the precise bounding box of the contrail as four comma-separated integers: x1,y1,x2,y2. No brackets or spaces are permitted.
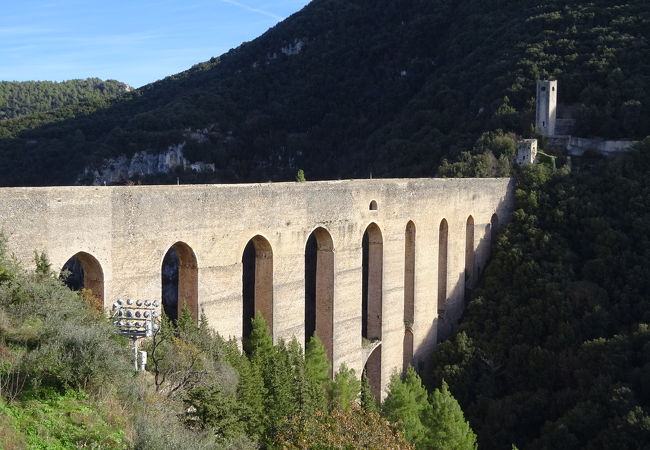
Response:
220,0,284,21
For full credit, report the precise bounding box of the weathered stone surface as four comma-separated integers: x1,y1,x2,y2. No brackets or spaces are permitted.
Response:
79,143,216,185
0,178,513,397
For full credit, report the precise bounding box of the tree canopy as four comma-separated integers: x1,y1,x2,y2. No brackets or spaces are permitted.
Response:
0,0,648,185
432,139,650,449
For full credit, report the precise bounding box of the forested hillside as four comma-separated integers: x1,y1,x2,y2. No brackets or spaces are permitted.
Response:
432,140,650,449
0,0,648,185
0,79,130,120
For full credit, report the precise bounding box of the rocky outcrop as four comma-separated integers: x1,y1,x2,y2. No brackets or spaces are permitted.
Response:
79,143,215,185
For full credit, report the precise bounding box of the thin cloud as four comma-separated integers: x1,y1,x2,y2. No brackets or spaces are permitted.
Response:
220,0,284,21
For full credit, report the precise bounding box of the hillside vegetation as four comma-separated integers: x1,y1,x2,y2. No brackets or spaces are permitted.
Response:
0,0,648,185
0,246,475,448
432,140,650,449
0,78,130,120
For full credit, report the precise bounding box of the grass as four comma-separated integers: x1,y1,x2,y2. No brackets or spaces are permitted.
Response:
0,389,128,449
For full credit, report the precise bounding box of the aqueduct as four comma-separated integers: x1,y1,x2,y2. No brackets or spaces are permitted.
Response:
0,178,513,397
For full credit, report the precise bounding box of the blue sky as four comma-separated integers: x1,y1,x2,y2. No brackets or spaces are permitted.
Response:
0,0,311,87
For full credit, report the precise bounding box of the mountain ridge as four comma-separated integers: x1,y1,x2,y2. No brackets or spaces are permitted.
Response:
0,78,131,120
0,0,648,186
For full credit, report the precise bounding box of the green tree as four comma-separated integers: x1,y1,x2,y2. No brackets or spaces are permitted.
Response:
222,341,267,440
243,311,273,358
304,336,330,413
428,380,477,450
305,335,329,385
296,169,306,182
243,318,297,444
327,364,361,410
360,372,379,414
382,366,432,449
33,251,52,278
183,385,245,440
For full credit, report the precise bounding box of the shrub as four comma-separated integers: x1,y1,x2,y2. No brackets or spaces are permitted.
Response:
0,254,131,396
275,405,413,449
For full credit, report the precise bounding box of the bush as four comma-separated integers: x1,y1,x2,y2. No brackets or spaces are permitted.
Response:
131,403,219,450
275,405,414,449
0,246,131,396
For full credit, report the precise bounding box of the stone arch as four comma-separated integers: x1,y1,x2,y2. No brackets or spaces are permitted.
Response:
364,346,382,399
403,221,416,369
362,222,383,398
465,215,475,289
369,200,378,211
242,235,274,340
438,219,448,313
490,213,500,243
61,252,104,306
305,227,335,371
161,242,198,323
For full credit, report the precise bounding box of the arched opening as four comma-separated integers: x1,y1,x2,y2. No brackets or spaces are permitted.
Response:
162,242,198,323
403,330,414,372
305,227,335,371
465,216,475,290
369,200,378,211
61,252,104,308
438,219,448,314
490,213,500,244
403,221,416,369
362,223,383,396
242,235,274,340
362,223,383,341
364,346,382,400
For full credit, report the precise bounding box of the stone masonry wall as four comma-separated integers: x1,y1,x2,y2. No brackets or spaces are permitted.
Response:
0,178,513,397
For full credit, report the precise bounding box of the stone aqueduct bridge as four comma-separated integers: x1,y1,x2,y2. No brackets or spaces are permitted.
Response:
0,178,513,397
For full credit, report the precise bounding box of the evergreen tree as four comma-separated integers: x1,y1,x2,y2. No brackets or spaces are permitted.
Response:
382,366,432,449
305,335,329,385
428,381,477,450
183,385,246,440
360,372,379,414
304,335,330,412
286,337,311,415
242,314,295,443
243,311,273,358
327,364,361,410
258,340,296,444
33,251,52,278
223,341,267,440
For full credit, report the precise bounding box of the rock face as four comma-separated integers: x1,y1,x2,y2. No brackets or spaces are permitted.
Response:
80,144,216,185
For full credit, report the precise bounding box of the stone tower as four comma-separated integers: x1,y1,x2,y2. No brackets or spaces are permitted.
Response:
536,80,557,137
516,139,538,165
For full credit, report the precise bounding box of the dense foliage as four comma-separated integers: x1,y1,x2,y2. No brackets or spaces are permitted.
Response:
382,366,477,449
432,140,650,449
2,248,469,448
0,0,648,185
0,78,130,120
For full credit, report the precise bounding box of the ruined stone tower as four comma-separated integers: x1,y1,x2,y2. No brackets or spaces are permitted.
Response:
516,139,538,165
536,80,557,137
